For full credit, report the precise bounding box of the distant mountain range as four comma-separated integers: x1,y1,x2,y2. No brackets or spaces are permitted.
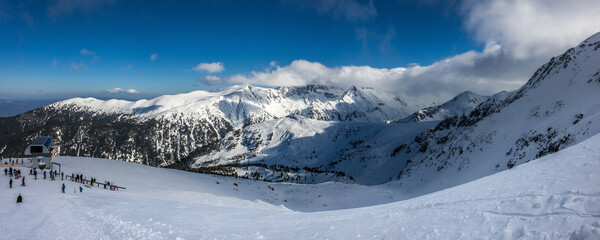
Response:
0,99,61,117
1,32,598,187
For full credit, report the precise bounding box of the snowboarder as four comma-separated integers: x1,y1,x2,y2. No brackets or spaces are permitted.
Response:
62,183,65,193
16,194,22,203
21,177,25,186
9,179,12,188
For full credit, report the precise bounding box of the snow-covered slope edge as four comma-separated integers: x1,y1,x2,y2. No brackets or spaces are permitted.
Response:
2,133,599,239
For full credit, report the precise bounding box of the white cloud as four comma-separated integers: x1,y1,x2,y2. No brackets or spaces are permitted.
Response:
193,62,225,73
80,49,94,55
226,49,532,105
269,61,277,68
196,75,222,85
52,59,58,67
80,48,99,61
150,53,158,61
106,88,138,94
463,0,600,59
69,63,87,71
121,64,133,71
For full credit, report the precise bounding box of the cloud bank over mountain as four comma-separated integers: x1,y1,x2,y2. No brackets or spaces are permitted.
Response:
220,0,600,104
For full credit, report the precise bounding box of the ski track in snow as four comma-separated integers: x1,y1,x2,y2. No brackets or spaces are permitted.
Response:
1,133,600,239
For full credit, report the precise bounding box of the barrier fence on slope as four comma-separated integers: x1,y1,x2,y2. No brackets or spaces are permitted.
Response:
65,175,126,190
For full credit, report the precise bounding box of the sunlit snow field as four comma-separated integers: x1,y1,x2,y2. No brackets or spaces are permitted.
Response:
2,134,600,239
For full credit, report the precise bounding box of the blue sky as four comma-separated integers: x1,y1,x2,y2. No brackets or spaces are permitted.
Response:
1,0,598,102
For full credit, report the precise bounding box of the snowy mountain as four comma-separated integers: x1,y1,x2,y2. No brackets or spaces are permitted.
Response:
0,85,414,169
2,132,599,239
176,32,600,186
49,84,413,126
1,33,598,188
392,32,600,195
397,91,489,123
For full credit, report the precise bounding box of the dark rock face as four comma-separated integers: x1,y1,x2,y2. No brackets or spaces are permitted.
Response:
0,105,233,167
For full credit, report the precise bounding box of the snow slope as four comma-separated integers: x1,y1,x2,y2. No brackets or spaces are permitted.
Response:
1,133,600,239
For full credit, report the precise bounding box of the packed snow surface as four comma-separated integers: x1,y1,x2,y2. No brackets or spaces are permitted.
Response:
2,133,600,239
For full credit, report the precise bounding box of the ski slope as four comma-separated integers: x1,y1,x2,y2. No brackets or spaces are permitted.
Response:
2,133,600,239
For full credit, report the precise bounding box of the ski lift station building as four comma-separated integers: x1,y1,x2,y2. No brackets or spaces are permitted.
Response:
24,136,54,169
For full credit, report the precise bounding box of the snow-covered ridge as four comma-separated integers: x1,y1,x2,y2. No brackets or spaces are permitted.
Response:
397,91,488,123
50,84,416,126
394,31,600,194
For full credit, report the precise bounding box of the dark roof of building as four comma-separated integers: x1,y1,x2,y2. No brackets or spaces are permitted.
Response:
30,136,53,149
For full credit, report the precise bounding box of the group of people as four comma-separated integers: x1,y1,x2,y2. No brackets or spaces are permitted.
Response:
4,166,26,203
70,173,86,183
4,167,20,178
1,157,22,165
4,167,25,187
68,173,119,191
5,163,121,204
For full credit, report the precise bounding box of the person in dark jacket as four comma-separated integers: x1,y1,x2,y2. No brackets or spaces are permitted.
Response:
3,168,6,175
43,171,46,179
34,170,37,179
9,178,12,188
62,183,65,193
16,194,22,203
79,186,83,193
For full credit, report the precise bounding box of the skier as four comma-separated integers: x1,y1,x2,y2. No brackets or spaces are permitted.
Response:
16,194,22,203
43,171,46,179
3,168,6,175
79,186,83,193
9,178,12,188
61,183,65,193
34,170,37,180
29,169,32,175
61,172,64,180
21,177,25,186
